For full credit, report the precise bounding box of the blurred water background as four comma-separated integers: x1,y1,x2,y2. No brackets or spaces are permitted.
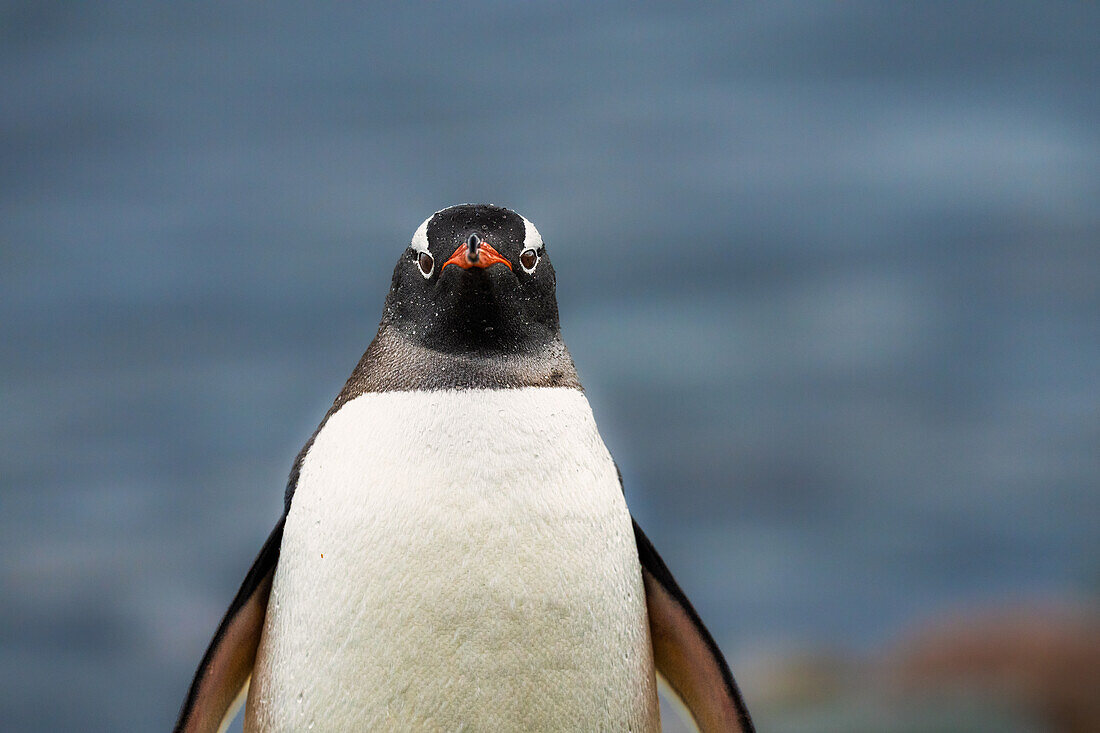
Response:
2,3,1098,731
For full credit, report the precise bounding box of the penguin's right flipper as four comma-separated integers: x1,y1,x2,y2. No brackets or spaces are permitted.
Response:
174,517,285,733
633,519,754,733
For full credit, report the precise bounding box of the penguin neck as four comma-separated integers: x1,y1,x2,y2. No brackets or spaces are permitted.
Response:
332,325,582,407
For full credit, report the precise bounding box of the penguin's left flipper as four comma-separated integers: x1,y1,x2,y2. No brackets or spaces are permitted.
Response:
633,519,755,733
174,517,285,733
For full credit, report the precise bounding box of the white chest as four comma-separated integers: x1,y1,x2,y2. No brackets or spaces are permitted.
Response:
245,387,658,731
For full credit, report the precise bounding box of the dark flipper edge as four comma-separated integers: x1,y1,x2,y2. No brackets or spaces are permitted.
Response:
634,519,754,733
174,517,285,733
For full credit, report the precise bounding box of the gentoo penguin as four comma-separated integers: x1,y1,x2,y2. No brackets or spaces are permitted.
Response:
175,204,753,732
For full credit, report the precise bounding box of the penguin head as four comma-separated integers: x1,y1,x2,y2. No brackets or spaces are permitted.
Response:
382,204,560,354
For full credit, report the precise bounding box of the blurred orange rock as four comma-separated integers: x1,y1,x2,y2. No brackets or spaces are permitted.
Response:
887,603,1100,733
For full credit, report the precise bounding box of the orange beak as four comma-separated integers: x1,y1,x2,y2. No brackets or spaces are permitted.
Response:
442,241,513,272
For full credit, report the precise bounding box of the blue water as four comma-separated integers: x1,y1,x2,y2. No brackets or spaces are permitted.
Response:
2,3,1098,729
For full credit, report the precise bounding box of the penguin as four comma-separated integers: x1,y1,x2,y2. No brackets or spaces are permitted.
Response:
174,204,753,733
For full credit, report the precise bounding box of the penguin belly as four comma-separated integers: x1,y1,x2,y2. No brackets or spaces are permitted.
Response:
245,387,660,731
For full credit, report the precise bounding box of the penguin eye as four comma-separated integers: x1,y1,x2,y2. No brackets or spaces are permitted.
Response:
417,251,434,278
520,249,539,273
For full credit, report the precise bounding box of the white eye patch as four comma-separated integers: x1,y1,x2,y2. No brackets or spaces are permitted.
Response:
521,215,544,252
